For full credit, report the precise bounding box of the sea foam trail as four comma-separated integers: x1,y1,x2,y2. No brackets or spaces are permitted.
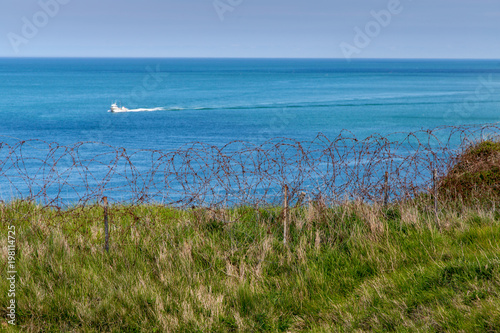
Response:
126,107,165,112
109,106,187,113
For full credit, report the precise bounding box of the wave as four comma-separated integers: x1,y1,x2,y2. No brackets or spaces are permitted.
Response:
113,95,500,113
185,99,500,111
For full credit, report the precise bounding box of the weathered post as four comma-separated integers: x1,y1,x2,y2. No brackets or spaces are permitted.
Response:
433,169,439,225
283,185,288,245
384,171,389,207
103,196,109,252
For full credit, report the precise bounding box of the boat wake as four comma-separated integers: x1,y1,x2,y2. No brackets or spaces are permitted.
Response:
125,107,165,112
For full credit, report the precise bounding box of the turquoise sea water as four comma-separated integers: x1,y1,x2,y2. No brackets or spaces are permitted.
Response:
1,58,499,150
0,58,499,204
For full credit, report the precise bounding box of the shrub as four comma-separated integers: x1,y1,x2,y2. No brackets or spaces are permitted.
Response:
439,139,500,201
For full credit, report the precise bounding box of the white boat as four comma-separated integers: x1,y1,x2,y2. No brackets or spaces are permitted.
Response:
109,102,128,113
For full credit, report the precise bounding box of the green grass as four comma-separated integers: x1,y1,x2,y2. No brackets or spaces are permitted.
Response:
1,200,500,332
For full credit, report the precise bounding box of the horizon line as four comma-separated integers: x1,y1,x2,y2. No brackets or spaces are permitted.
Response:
1,56,499,61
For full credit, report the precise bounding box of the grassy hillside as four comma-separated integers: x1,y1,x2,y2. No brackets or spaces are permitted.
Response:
1,199,499,332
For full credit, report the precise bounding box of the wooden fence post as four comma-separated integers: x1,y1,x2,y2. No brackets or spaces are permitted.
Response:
433,169,439,225
103,196,109,252
384,171,389,207
283,185,288,245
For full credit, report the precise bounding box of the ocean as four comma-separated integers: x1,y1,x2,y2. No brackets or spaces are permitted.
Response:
1,58,499,205
1,58,499,149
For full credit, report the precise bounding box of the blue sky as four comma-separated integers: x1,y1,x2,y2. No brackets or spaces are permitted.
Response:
1,0,499,58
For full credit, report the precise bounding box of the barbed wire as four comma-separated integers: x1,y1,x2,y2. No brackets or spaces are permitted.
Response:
1,124,499,209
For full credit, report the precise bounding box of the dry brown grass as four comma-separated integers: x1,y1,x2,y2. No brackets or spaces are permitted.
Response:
1,200,499,332
440,139,500,201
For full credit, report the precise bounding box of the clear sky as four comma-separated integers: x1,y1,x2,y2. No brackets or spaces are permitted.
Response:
1,0,499,58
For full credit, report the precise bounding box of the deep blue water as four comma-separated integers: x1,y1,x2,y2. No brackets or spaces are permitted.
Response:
1,58,499,150
1,58,499,204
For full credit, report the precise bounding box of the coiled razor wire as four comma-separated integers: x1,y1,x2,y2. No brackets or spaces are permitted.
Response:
0,124,499,209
